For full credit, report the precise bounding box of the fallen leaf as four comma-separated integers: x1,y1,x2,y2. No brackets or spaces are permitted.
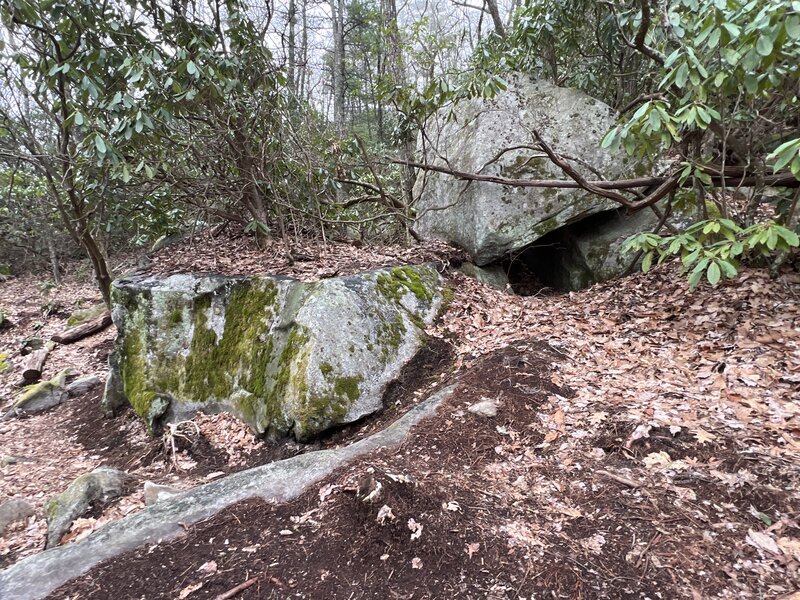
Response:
589,411,608,424
197,560,217,574
465,542,480,558
376,505,395,524
543,430,560,443
643,451,672,469
746,529,781,556
408,518,423,541
693,428,717,445
178,582,203,599
777,537,800,562
552,409,566,431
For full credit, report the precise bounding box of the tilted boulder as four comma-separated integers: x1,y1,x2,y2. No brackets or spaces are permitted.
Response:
45,467,128,548
103,265,443,440
1,369,70,420
414,74,659,287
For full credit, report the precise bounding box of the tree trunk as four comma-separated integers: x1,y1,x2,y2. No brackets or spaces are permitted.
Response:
299,0,309,100
485,0,506,37
330,0,346,134
287,0,297,94
382,0,415,212
46,233,61,286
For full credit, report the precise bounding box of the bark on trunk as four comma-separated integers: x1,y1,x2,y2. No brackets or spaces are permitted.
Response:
288,0,297,93
485,0,506,37
330,0,346,134
22,348,50,383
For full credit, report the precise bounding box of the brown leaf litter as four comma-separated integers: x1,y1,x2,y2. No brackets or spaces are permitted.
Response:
1,234,799,598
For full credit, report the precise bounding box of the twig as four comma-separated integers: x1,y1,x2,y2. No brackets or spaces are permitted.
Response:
596,469,642,488
213,576,259,600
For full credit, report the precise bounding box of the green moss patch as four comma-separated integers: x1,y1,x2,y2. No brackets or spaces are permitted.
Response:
376,266,435,304
66,303,106,328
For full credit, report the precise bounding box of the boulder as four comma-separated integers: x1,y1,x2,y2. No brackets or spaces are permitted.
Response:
65,303,106,329
0,498,34,535
414,74,661,288
66,376,102,398
45,467,127,548
2,370,70,420
104,265,443,440
457,262,509,291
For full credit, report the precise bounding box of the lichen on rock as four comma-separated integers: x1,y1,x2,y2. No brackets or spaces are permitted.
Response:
105,265,443,440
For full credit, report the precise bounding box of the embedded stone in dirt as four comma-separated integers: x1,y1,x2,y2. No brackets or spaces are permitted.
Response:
2,369,70,420
104,265,444,440
66,376,101,398
0,498,34,535
457,262,509,291
45,467,128,549
467,398,499,418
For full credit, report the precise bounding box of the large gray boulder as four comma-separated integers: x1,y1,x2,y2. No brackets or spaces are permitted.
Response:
414,74,654,285
104,265,443,440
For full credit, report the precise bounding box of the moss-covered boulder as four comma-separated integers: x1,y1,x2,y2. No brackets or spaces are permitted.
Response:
66,302,107,328
45,467,127,548
2,369,70,420
104,265,443,440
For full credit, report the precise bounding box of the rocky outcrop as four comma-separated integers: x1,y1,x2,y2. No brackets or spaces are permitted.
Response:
104,265,443,440
45,467,128,548
414,74,661,288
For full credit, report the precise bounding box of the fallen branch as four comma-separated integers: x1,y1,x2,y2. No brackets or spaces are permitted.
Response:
596,469,642,489
22,348,50,383
213,576,259,600
394,158,799,193
51,311,112,344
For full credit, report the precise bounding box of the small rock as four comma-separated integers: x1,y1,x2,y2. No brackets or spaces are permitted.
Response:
66,376,101,398
467,399,499,418
0,455,34,466
2,370,70,420
0,498,34,535
143,481,181,506
20,337,44,356
45,467,128,548
458,262,510,292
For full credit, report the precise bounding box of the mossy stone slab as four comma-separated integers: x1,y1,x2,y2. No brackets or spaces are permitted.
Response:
105,265,443,440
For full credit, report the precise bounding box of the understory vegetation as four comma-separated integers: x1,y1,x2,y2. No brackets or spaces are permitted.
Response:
1,0,798,297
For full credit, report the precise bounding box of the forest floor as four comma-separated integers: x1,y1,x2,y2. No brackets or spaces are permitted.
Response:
1,231,799,599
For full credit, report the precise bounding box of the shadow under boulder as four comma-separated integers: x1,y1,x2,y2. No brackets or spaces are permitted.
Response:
504,206,670,293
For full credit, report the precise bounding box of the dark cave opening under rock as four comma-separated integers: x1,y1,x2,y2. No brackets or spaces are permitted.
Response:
500,208,628,295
